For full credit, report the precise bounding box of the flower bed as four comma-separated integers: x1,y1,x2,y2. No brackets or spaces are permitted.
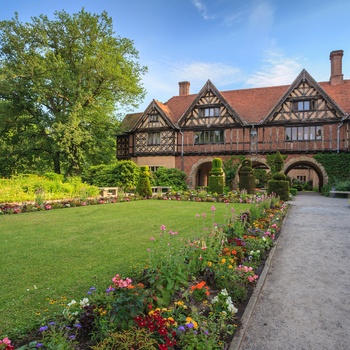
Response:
6,195,288,349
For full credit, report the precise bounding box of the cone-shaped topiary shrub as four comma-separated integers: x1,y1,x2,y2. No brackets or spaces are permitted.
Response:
208,158,225,194
239,159,255,194
267,152,289,201
136,166,152,197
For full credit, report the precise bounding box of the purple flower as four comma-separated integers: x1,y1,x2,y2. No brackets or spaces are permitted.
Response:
74,323,81,328
90,286,96,291
69,335,76,340
36,343,44,348
87,291,92,294
106,286,115,293
39,326,48,332
186,322,194,329
49,322,56,326
178,326,186,332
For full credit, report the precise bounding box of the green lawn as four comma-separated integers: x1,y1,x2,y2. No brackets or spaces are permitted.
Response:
0,200,248,337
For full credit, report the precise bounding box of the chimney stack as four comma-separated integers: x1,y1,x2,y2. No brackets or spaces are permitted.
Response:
179,81,190,96
330,50,344,85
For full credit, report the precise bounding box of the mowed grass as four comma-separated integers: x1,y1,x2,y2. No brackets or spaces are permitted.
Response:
0,200,248,336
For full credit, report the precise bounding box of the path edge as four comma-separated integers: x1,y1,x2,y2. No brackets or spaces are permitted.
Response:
228,202,292,350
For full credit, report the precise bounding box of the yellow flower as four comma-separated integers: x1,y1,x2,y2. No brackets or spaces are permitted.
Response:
221,258,226,264
228,265,233,269
35,312,41,316
207,261,212,267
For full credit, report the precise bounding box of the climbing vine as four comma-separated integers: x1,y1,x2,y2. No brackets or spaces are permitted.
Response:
313,153,350,183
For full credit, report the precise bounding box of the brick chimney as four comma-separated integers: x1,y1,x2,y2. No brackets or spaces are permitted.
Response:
330,50,344,85
179,81,190,96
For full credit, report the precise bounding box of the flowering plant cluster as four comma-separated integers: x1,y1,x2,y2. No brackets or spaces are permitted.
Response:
190,281,210,302
0,338,14,350
3,194,288,349
134,309,177,349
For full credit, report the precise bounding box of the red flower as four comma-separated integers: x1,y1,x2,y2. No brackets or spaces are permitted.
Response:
158,344,168,350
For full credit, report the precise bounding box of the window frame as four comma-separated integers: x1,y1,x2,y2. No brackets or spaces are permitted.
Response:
147,132,161,145
194,130,225,144
285,126,322,141
199,106,220,118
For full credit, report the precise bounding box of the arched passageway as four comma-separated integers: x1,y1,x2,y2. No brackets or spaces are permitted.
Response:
284,157,328,192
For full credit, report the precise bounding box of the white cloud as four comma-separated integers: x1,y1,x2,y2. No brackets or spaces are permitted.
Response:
246,52,302,87
171,61,242,86
192,0,215,20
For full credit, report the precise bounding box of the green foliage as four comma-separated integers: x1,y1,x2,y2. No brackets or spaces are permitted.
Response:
253,168,271,188
208,158,225,194
223,156,245,189
273,151,284,172
272,172,286,181
289,187,298,196
135,166,152,197
334,180,350,191
313,153,350,183
267,180,289,201
0,174,99,203
82,161,140,190
91,328,159,350
239,159,255,194
0,9,147,176
153,167,188,191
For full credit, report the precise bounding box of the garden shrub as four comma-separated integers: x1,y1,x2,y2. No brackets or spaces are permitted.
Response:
223,155,245,190
289,187,298,196
208,158,225,194
239,159,255,194
135,166,152,197
153,167,187,191
268,180,289,201
267,152,289,201
82,161,140,190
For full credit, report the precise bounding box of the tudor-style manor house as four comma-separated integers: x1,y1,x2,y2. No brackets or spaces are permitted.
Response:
117,50,350,190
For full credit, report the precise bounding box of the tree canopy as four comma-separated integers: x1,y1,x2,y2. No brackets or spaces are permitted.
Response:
0,9,147,176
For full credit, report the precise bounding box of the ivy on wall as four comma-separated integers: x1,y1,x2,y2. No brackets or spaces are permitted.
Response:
313,153,350,183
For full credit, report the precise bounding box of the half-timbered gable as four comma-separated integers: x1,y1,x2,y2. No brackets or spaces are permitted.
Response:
132,100,177,155
178,80,245,129
262,70,345,125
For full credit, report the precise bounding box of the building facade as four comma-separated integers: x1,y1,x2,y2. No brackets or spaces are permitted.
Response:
117,50,350,190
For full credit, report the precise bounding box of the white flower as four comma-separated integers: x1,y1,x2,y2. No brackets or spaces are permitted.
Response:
80,298,89,307
67,300,77,307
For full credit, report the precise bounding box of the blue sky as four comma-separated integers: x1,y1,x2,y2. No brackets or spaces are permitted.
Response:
2,0,350,114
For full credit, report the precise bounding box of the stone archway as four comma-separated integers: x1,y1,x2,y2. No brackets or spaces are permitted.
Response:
188,157,214,189
283,156,328,192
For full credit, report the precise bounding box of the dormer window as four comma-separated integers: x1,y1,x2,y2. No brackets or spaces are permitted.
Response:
149,115,159,123
199,107,220,118
292,100,315,111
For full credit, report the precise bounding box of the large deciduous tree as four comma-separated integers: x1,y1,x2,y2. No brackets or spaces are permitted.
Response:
0,9,147,176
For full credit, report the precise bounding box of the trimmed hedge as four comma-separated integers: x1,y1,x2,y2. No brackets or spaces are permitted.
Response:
267,180,290,201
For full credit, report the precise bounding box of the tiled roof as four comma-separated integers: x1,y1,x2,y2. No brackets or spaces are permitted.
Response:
125,78,350,129
120,112,143,132
319,80,350,113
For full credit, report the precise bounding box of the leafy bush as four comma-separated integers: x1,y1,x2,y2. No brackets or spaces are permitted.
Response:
153,167,187,191
267,180,289,201
82,161,140,190
208,158,225,194
136,166,152,197
0,174,99,203
239,159,255,194
289,187,298,196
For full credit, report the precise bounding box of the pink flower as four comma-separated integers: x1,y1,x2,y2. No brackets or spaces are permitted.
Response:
160,224,166,231
202,212,206,218
2,337,11,345
211,206,216,212
195,214,200,218
150,237,155,241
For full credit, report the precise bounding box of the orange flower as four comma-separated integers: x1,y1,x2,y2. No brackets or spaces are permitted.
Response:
232,250,237,255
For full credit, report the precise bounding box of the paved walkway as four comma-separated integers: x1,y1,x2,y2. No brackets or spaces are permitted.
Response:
230,192,350,350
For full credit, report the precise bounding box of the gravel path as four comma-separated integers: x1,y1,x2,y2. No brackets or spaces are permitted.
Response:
231,192,350,350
